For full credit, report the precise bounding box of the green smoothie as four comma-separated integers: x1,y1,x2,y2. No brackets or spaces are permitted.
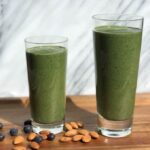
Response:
26,46,67,124
93,26,142,121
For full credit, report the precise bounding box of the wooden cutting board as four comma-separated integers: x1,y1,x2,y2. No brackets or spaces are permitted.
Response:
0,94,150,150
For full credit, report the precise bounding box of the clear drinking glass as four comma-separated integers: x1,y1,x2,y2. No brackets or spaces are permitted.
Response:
25,36,67,134
92,14,143,137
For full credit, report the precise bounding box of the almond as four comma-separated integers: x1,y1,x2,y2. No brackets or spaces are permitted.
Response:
59,136,72,142
12,146,26,150
90,131,99,139
64,123,73,131
39,133,47,140
76,121,84,128
65,129,78,137
82,135,91,143
78,129,89,136
27,132,37,141
70,122,78,129
30,141,40,149
13,136,25,145
39,130,50,135
72,135,83,142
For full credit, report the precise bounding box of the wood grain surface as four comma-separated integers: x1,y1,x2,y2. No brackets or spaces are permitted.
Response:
0,94,150,150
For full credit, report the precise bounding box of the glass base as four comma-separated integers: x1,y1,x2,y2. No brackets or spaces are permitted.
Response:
32,120,64,134
97,114,132,138
98,127,131,138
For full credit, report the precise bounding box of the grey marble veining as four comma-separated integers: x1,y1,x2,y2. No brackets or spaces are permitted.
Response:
0,0,149,96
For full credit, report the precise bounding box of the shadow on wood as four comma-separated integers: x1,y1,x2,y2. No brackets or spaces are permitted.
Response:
0,97,96,130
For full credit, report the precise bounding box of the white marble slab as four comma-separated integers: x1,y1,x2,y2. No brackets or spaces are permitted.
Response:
0,0,149,96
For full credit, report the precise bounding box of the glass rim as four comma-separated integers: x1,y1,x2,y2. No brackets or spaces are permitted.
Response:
24,35,68,44
92,13,144,22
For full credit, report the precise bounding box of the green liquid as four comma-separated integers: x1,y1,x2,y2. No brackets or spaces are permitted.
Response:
93,26,142,121
26,46,67,124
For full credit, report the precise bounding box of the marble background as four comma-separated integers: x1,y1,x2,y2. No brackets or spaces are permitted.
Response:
0,0,149,96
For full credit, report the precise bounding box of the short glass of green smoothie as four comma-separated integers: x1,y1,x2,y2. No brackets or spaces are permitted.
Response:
92,14,143,137
25,36,67,134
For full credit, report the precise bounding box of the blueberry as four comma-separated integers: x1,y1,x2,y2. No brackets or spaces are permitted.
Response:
47,133,55,141
24,119,32,126
33,136,43,143
0,133,5,141
0,123,3,129
23,125,32,133
10,128,18,136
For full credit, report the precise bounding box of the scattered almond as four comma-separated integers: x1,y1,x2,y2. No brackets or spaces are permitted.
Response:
27,132,37,141
13,136,25,145
72,135,83,142
65,129,78,137
70,122,78,129
77,121,84,128
39,130,50,135
30,141,40,150
64,123,73,131
12,146,26,150
59,136,72,142
78,129,89,136
90,131,99,139
82,135,91,143
40,134,47,140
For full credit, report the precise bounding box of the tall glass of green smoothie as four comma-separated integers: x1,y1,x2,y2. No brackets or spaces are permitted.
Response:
92,14,143,137
25,36,67,134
